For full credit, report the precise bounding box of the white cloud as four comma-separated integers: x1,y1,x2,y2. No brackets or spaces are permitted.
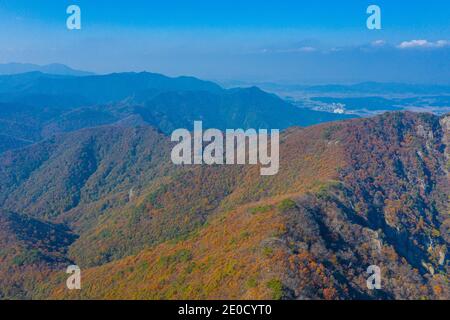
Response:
295,46,317,52
371,40,386,47
260,46,317,54
397,39,450,49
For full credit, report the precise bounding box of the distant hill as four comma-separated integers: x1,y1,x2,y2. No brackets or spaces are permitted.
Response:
0,63,94,77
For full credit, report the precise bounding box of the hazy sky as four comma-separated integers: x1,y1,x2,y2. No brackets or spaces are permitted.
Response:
0,0,449,83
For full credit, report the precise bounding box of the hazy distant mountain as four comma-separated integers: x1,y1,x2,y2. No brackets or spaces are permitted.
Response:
0,71,355,153
0,71,223,104
305,82,450,95
0,63,94,76
228,81,450,96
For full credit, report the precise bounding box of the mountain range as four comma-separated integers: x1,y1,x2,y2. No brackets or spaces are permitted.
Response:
0,71,355,153
0,69,448,300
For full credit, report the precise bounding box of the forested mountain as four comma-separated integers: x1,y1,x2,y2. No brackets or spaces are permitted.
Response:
0,112,448,299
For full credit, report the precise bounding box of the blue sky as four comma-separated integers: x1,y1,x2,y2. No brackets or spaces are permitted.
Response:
0,0,449,83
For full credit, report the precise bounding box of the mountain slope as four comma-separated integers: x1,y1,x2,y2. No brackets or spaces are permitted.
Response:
0,134,31,153
0,211,77,299
0,125,172,220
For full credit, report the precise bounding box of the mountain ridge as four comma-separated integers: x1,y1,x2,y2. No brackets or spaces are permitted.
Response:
0,63,94,77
